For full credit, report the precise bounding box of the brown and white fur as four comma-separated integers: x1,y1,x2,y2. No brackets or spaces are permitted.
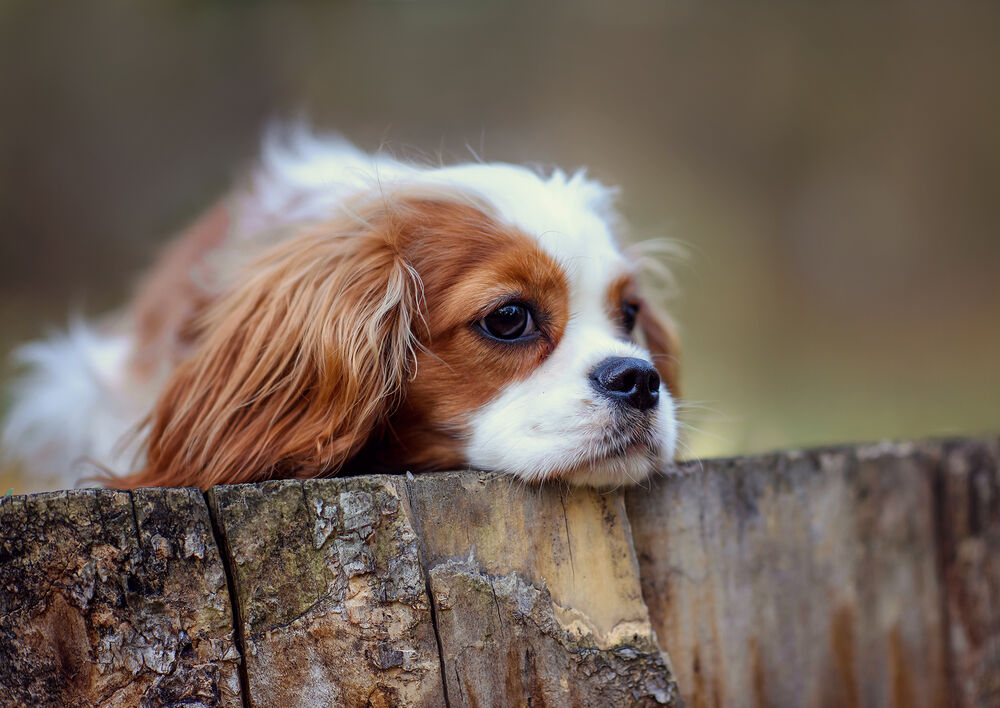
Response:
2,128,680,491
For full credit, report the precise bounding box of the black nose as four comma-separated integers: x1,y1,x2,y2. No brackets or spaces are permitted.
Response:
589,356,660,411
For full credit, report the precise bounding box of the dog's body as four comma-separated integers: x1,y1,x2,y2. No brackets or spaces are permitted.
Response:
2,129,679,491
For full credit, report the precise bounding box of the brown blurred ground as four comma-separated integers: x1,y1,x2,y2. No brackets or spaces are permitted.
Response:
1,2,998,491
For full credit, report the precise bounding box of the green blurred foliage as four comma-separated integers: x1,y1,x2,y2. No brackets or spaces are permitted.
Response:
1,1,998,473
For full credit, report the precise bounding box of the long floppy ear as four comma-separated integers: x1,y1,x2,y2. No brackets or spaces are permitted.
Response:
638,301,681,399
111,209,422,490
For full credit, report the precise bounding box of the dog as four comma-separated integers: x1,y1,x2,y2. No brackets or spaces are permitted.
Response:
2,128,680,491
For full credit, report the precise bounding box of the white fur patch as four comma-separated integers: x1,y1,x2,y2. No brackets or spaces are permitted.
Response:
1,322,150,491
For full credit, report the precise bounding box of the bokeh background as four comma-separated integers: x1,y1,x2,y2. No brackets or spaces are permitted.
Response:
2,1,998,490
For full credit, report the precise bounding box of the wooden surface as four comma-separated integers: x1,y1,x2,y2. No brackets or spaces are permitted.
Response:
208,477,444,708
0,487,241,707
405,471,680,707
626,438,1000,708
1,437,998,707
935,439,1000,707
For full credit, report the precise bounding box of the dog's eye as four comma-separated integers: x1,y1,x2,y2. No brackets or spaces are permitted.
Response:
480,303,537,340
622,300,640,333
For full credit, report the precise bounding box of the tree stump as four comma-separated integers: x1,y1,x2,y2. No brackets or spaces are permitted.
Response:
1,437,998,707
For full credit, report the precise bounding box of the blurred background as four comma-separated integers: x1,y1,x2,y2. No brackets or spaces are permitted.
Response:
2,1,998,490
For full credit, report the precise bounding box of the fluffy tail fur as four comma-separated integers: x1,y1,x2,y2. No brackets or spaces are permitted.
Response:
1,321,150,491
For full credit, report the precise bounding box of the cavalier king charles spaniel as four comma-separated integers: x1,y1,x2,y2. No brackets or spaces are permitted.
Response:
2,129,680,491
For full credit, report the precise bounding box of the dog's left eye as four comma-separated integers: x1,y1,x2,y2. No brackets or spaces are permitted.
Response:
479,303,537,340
622,300,640,333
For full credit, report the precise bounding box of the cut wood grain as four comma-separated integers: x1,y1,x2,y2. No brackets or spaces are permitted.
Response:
406,471,681,707
935,438,1000,708
626,442,955,708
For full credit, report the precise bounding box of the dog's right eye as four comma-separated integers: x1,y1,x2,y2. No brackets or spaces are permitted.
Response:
622,299,640,334
479,303,537,341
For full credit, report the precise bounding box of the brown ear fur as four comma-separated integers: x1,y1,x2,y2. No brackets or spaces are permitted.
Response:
111,207,422,490
638,301,681,399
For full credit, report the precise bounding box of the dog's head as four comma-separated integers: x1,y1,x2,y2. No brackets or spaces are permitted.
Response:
125,139,680,489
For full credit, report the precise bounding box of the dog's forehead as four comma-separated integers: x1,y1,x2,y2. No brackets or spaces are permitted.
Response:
428,163,629,294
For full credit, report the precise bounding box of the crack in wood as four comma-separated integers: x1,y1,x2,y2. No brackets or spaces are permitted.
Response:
404,474,453,708
558,491,575,582
204,490,252,708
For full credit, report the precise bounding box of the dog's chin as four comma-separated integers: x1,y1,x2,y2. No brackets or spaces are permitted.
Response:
550,444,664,488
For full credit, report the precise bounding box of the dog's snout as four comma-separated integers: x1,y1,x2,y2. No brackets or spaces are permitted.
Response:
589,356,660,411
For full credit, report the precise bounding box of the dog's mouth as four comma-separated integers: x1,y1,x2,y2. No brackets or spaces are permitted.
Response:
547,427,663,486
591,436,661,465
593,420,661,459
